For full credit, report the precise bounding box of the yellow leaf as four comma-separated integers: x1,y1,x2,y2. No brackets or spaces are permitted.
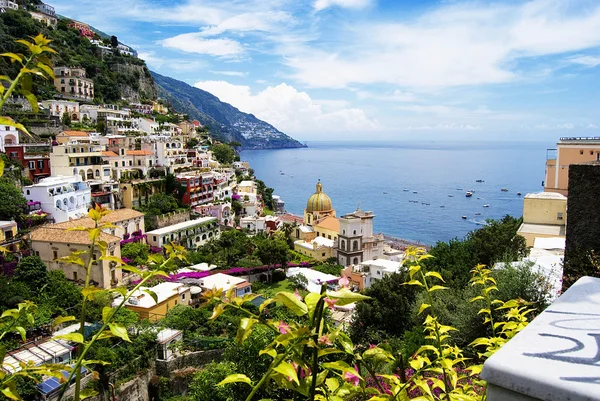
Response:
418,303,431,315
217,374,252,386
0,52,23,63
425,271,445,282
428,285,449,292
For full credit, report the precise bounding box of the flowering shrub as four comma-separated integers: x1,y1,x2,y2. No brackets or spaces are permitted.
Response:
208,247,531,401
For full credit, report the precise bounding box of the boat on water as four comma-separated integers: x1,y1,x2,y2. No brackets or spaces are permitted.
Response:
476,179,485,183
501,188,508,192
483,204,489,208
280,172,285,175
448,194,454,197
466,191,473,197
403,189,409,192
457,188,463,190
413,191,418,194
475,212,481,215
462,216,467,219
517,192,522,196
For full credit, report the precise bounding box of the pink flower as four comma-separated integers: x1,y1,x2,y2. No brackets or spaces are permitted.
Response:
324,297,338,310
343,367,360,386
277,321,291,334
318,335,332,346
338,276,350,288
294,289,303,301
369,344,377,349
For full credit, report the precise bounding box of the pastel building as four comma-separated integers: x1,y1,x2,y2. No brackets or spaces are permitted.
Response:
343,259,403,290
0,221,19,253
50,136,112,183
337,209,385,266
23,176,91,223
146,217,220,250
196,203,233,226
41,100,80,121
67,20,94,38
178,173,214,207
50,208,145,241
29,224,122,288
198,273,251,297
544,137,600,196
0,118,19,152
29,2,56,26
5,142,53,183
117,282,190,322
54,66,94,102
0,1,18,11
294,236,335,261
517,192,567,247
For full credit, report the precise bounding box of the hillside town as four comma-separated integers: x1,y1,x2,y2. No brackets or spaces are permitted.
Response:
1,1,600,401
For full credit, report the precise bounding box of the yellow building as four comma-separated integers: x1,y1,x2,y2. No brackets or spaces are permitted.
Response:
517,192,567,247
304,181,336,226
152,101,168,115
294,236,335,261
29,225,122,289
0,221,19,253
313,215,339,242
545,137,600,196
119,282,191,322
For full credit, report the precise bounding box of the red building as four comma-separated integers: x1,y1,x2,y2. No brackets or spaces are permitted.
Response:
5,143,52,182
177,173,214,207
68,21,95,38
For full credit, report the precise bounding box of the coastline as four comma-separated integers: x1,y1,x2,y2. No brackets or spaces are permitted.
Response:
278,213,431,252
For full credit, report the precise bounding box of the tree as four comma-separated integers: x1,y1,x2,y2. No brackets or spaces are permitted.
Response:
214,229,249,267
186,138,199,149
349,271,421,345
188,362,248,401
255,237,289,283
211,143,235,165
110,35,118,48
121,242,150,266
14,256,48,291
61,112,71,126
95,119,106,134
0,179,27,222
143,193,179,216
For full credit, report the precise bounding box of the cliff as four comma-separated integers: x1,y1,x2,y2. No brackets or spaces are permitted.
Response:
152,72,306,150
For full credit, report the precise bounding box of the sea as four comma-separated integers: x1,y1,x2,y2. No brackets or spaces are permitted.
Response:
241,140,553,246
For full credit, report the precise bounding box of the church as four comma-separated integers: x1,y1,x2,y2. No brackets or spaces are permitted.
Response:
293,180,386,265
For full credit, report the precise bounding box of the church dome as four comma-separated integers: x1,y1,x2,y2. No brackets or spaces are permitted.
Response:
306,181,333,212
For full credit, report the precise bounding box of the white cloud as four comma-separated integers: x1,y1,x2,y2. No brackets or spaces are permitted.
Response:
406,124,481,131
209,70,248,77
314,0,371,11
193,80,378,134
200,11,292,36
568,55,600,67
160,33,244,57
356,90,415,102
285,0,600,89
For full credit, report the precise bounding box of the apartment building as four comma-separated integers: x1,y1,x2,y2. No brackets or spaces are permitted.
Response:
67,20,94,38
54,66,94,102
177,173,214,207
0,118,19,152
50,136,111,182
544,137,600,196
5,143,51,182
23,175,91,223
29,2,56,26
41,100,80,121
146,217,220,250
0,1,18,11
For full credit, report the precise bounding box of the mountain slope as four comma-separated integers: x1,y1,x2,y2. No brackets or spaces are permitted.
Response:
152,72,305,150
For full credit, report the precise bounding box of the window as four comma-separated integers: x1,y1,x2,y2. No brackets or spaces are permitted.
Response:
9,152,17,158
591,151,594,155
353,257,359,265
557,212,564,220
38,160,44,169
104,169,110,176
580,150,584,155
353,230,357,235
181,293,186,300
341,240,346,250
322,253,326,257
73,271,78,281
328,235,331,239
53,250,58,259
377,270,381,275
28,161,35,169
122,161,125,167
26,190,30,195
153,235,157,241
114,162,118,167
95,169,100,177
353,241,359,251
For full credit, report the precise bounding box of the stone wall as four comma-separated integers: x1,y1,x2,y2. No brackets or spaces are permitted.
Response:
563,162,600,290
155,349,224,377
152,210,191,229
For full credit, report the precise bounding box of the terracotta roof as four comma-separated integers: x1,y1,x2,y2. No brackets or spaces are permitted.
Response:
102,151,118,157
314,216,339,232
59,131,89,137
126,150,153,156
29,226,120,245
52,208,145,230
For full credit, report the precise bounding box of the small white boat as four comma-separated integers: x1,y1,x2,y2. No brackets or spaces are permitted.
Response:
466,191,473,198
413,191,418,194
517,192,522,196
448,194,454,197
475,212,481,215
462,216,467,219
483,204,489,208
501,188,508,192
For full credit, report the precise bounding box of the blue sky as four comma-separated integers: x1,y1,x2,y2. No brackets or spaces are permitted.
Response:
50,0,600,141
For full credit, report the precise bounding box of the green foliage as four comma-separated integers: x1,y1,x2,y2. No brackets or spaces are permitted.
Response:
121,242,150,267
349,271,420,345
255,237,289,283
14,256,48,291
189,362,247,401
61,112,71,126
0,179,27,222
255,179,274,210
288,273,308,291
313,263,343,276
142,193,179,216
211,143,235,165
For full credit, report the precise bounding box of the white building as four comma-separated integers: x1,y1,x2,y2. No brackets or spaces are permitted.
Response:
50,137,112,182
0,0,18,11
134,118,160,134
146,217,220,249
198,273,252,297
337,208,385,266
237,180,257,195
23,175,91,222
240,216,267,234
287,267,339,293
0,119,19,152
345,259,403,289
156,329,183,361
41,100,80,121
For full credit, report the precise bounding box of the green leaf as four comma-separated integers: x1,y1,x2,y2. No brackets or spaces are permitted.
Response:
235,317,256,344
273,361,299,385
217,374,252,386
325,377,339,392
210,303,226,321
102,306,113,324
0,386,19,401
0,52,22,63
275,292,308,316
0,344,5,364
259,348,277,359
52,315,76,328
19,89,38,113
326,287,370,306
418,303,431,315
259,298,276,313
428,285,449,292
404,280,424,287
425,271,445,282
15,326,26,341
143,289,158,304
318,348,344,358
55,332,84,344
108,323,131,342
304,292,321,320
80,389,99,400
81,287,102,300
